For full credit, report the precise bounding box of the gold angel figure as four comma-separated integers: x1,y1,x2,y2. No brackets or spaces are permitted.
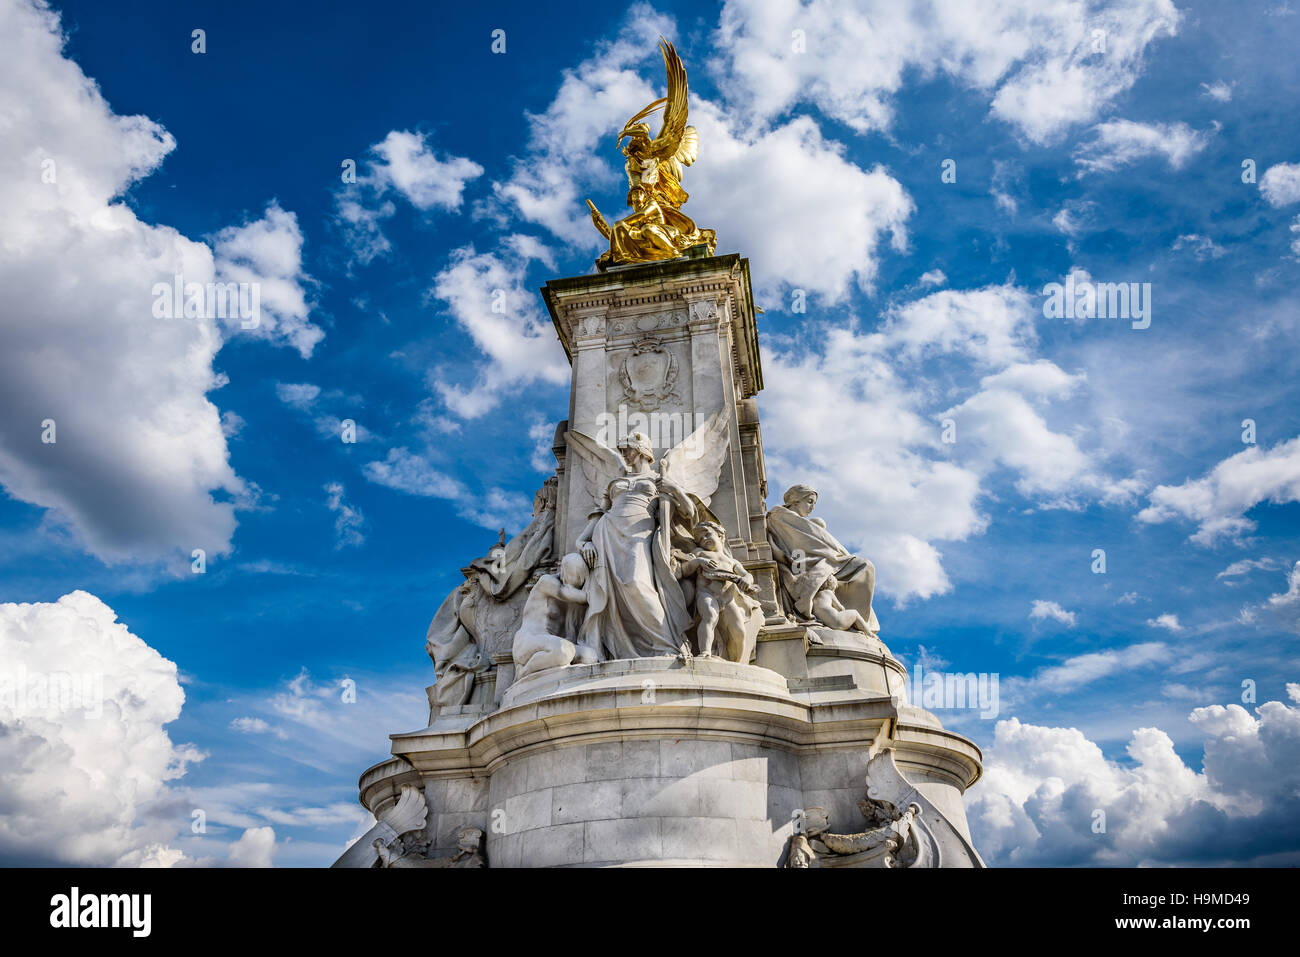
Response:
586,38,717,268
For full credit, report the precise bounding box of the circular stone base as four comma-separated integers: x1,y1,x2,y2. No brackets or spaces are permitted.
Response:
364,657,981,867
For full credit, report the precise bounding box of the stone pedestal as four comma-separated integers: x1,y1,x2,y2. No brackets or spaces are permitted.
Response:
358,656,982,867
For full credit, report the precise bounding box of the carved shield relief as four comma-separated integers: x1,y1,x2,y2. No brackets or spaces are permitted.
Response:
619,337,679,410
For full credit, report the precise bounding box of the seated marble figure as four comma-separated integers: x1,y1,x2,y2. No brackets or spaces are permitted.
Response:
767,483,880,639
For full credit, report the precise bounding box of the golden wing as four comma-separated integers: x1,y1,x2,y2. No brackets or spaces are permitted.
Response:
675,126,699,167
648,38,690,162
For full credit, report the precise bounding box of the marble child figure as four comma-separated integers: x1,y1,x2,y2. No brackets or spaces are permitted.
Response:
674,521,762,663
511,553,591,681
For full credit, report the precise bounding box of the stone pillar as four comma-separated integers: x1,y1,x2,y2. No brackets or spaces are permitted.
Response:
541,255,768,554
558,307,608,553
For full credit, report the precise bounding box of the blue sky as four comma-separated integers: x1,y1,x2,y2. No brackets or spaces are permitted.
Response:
1,0,1299,867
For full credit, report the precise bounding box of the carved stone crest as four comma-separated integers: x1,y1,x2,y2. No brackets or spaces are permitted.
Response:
619,337,679,410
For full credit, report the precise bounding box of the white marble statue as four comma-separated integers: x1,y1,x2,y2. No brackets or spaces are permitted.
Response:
767,484,880,638
512,552,591,680
565,410,731,662
376,826,486,869
424,478,558,710
673,520,762,662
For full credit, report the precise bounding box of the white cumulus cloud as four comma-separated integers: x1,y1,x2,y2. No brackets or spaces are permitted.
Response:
0,591,201,866
1029,600,1077,627
1260,162,1300,207
0,0,315,567
1138,435,1300,545
1074,119,1211,174
969,688,1300,865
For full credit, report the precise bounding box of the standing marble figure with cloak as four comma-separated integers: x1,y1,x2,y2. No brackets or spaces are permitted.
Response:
565,411,732,662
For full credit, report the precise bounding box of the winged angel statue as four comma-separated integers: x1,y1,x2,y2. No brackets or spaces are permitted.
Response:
585,38,717,268
565,411,732,661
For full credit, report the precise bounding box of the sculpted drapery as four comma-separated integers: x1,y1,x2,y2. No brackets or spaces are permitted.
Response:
567,411,732,663
424,478,557,709
580,471,694,659
767,484,880,638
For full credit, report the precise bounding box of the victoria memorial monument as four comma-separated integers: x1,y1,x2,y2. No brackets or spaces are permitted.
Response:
332,39,985,869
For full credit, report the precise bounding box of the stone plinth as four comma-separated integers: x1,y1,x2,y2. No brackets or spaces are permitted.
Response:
359,657,982,867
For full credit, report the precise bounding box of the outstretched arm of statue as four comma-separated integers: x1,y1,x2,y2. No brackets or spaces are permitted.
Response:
731,560,758,593
586,199,612,239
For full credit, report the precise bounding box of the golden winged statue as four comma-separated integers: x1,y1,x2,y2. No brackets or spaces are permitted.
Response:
586,38,717,269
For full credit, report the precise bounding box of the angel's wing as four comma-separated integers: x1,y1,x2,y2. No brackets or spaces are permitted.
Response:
648,38,690,162
674,126,699,167
660,409,731,506
563,429,625,509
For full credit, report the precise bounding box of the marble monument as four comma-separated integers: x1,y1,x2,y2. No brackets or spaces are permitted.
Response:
333,38,984,870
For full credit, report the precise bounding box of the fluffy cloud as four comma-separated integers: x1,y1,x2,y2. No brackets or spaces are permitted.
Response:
363,446,534,532
368,130,483,211
0,0,315,566
212,203,321,357
1029,600,1077,627
275,382,322,411
1260,162,1300,207
1199,80,1233,102
324,482,365,549
1262,561,1300,633
1007,642,1170,699
1138,435,1300,545
489,8,913,303
687,107,913,300
0,591,200,866
363,446,464,500
222,668,429,777
225,826,277,868
715,0,1181,145
1216,557,1282,579
760,284,1133,600
1073,119,1211,174
425,245,571,418
969,687,1300,865
1147,612,1182,632
335,129,484,264
1172,233,1227,260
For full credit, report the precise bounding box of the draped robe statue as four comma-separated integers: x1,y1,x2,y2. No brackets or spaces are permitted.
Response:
424,478,557,710
767,484,880,638
566,411,732,662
